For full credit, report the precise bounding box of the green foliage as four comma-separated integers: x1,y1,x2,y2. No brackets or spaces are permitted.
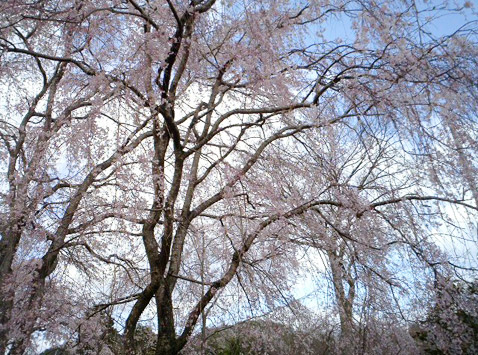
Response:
411,280,478,354
216,336,250,355
184,319,334,355
133,326,157,355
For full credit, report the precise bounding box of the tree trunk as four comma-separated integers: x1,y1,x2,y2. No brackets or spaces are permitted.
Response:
156,334,178,355
327,249,356,355
0,228,23,353
155,282,178,355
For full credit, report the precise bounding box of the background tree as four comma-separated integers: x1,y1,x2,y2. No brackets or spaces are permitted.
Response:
411,279,478,354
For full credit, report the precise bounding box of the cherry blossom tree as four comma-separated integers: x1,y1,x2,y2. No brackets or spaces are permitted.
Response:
274,125,452,354
0,0,477,354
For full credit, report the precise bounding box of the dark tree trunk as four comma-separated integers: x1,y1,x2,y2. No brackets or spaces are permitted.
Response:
155,282,179,355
